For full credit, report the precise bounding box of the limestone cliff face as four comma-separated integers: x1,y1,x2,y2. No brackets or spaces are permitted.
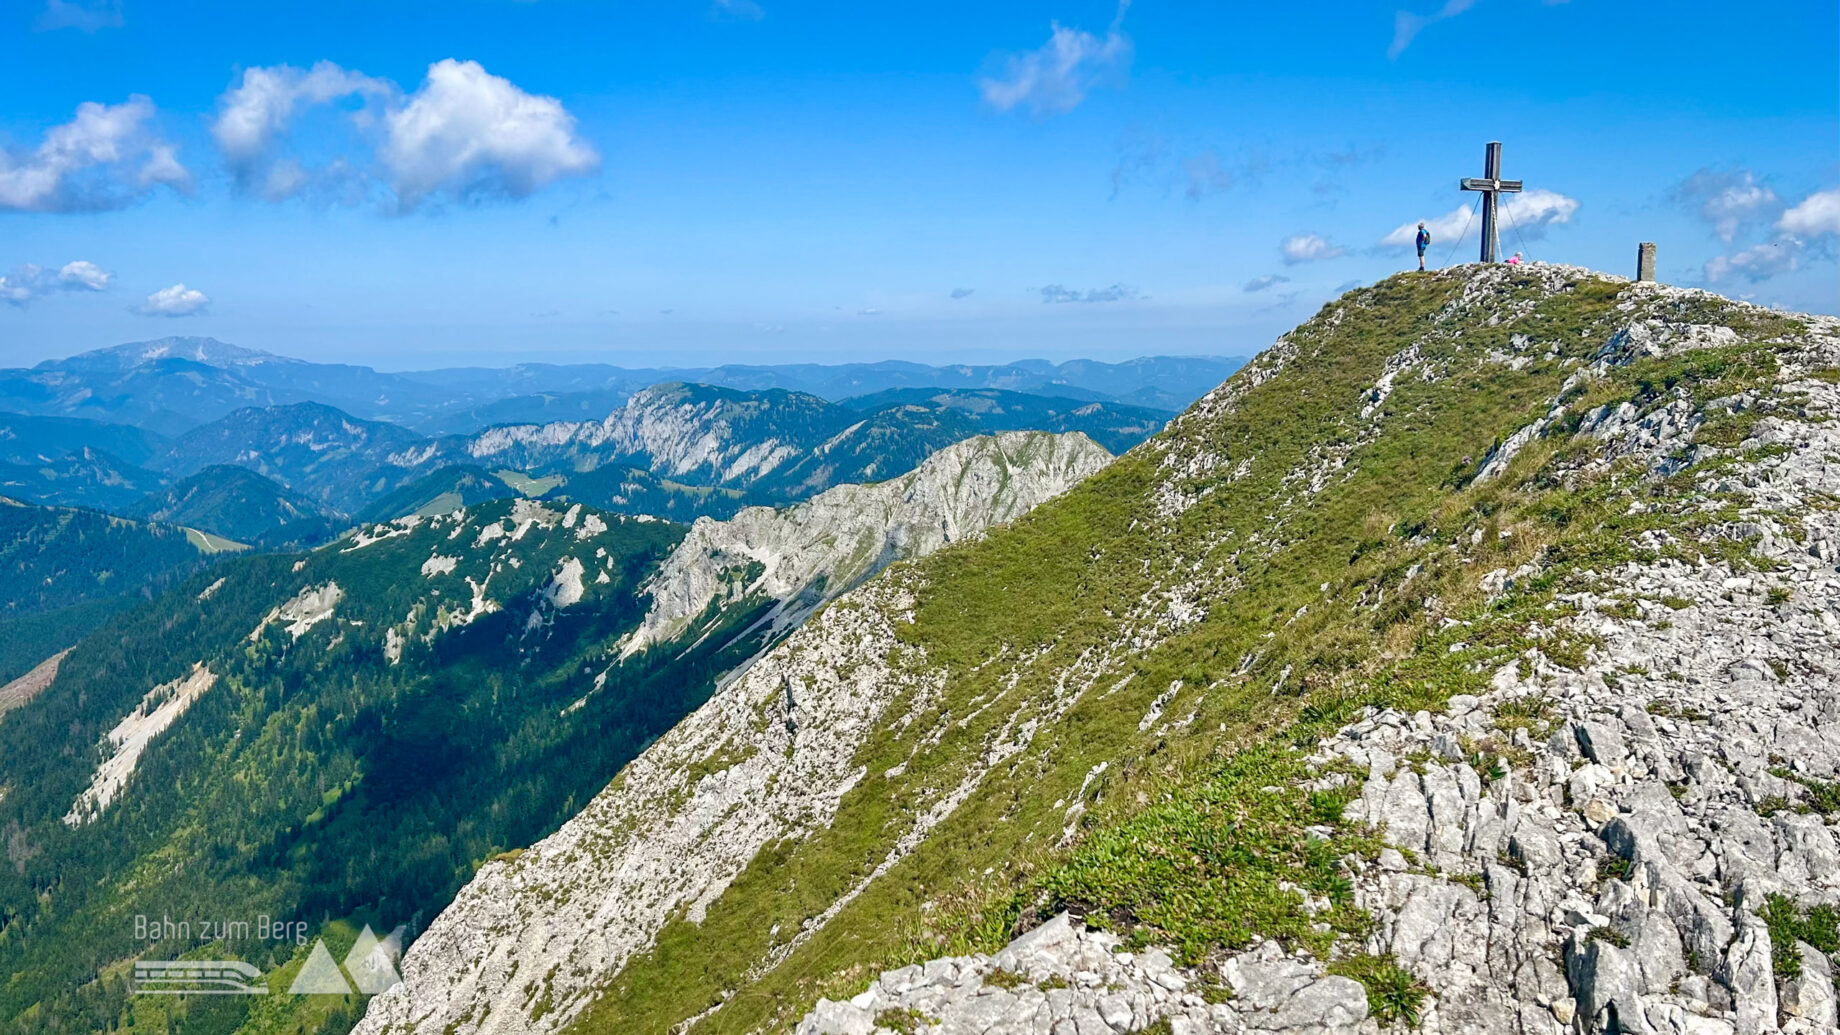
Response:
618,430,1114,662
456,382,826,485
361,266,1840,1035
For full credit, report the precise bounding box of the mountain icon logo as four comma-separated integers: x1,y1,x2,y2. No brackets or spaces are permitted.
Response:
287,925,405,995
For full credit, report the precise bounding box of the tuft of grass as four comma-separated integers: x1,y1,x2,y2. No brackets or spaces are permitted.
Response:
1759,894,1840,981
1596,857,1633,883
1587,926,1630,949
1327,954,1428,1026
984,967,1026,990
1492,694,1553,733
873,1007,932,1034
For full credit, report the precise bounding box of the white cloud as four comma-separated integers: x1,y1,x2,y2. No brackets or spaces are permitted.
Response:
212,61,392,198
1040,283,1139,303
35,0,122,31
382,59,600,209
1382,207,1469,248
1670,169,1780,242
1778,188,1840,238
0,96,191,212
1699,187,1839,284
1281,233,1346,264
1389,0,1478,58
1380,188,1578,248
0,260,115,306
1500,189,1580,233
208,59,596,210
57,260,112,291
1243,274,1289,293
138,283,210,317
1704,241,1801,283
980,3,1132,117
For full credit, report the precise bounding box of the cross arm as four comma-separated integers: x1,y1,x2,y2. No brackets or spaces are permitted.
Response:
1460,178,1524,192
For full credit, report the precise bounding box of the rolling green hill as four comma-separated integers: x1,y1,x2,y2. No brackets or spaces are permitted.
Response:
125,464,343,548
353,465,524,523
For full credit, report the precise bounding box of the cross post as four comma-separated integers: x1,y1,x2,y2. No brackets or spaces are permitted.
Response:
1459,141,1523,263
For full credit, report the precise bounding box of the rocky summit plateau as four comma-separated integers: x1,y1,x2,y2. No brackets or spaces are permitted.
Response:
344,264,1840,1035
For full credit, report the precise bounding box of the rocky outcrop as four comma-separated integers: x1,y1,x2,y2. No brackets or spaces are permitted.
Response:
798,913,1370,1035
450,382,828,485
63,663,216,825
620,431,1112,659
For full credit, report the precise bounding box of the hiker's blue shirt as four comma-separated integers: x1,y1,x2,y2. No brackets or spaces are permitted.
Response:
1416,229,1430,253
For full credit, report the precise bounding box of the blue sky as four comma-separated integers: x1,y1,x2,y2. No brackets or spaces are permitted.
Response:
2,0,1835,369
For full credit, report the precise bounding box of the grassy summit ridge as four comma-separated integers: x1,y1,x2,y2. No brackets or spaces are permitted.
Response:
536,265,1822,1033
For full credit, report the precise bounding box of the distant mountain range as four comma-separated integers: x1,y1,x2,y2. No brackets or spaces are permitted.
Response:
3,336,1244,434
0,377,1190,527
0,337,1237,538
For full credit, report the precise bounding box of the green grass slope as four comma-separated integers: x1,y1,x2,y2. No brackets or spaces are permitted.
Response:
540,265,1825,1033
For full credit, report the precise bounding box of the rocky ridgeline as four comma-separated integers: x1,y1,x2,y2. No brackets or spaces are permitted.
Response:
794,285,1840,1033
455,382,805,484
620,431,1113,659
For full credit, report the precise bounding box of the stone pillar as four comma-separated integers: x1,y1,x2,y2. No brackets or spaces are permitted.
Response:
1637,242,1656,282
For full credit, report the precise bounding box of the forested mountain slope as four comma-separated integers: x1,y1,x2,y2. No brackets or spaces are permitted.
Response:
0,432,1104,1035
0,446,166,511
124,464,342,548
838,388,1172,454
0,412,165,467
0,497,236,684
359,265,1840,1035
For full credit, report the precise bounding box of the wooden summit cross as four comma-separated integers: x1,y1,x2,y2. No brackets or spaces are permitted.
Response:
1460,141,1523,263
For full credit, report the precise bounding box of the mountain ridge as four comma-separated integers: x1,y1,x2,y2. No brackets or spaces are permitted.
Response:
4,339,1241,435
354,265,1840,1035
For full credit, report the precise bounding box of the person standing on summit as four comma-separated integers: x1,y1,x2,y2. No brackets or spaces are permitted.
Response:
1416,221,1431,271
